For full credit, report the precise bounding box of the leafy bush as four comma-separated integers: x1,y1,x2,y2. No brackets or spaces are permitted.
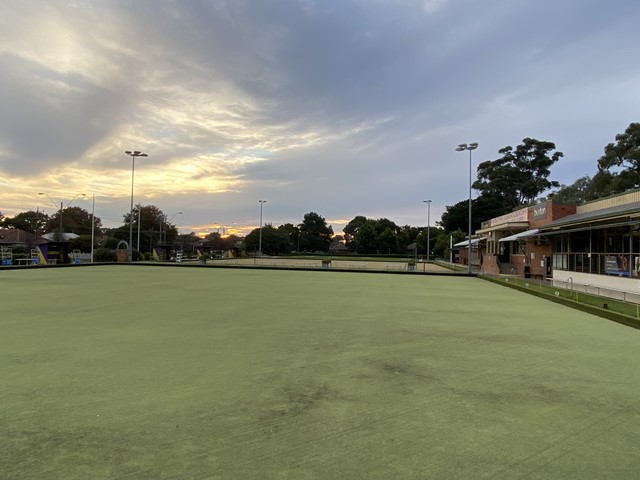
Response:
94,248,115,263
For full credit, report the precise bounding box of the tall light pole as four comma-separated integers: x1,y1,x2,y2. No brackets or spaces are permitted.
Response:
125,150,148,261
90,194,95,263
423,200,431,262
258,200,267,255
455,142,478,274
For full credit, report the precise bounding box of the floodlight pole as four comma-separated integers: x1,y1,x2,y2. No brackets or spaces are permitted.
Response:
125,150,148,262
258,200,267,255
423,200,431,262
456,142,478,274
90,194,95,263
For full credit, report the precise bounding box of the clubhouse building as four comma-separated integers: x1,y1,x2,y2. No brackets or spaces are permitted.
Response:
473,190,640,295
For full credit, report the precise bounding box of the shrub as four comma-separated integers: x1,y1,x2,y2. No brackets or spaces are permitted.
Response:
94,248,116,263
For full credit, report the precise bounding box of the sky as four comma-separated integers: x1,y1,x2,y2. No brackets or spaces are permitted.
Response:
1,0,639,237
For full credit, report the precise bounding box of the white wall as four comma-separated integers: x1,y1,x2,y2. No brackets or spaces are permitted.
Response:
553,270,640,299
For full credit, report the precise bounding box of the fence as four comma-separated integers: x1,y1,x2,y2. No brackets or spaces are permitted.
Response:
488,273,640,306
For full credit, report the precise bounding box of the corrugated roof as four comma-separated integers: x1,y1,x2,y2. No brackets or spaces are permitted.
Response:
453,237,485,247
540,201,640,230
0,228,35,244
476,221,529,234
498,229,539,242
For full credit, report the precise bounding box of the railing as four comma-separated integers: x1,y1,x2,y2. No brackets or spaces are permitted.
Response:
555,278,640,304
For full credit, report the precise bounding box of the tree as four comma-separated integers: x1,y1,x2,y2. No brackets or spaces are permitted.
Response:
204,231,224,250
433,229,466,260
550,175,596,204
377,228,397,254
474,138,563,209
3,210,50,233
278,223,301,251
243,225,292,255
439,193,510,234
355,222,377,254
595,122,640,195
298,212,333,252
115,204,173,253
46,206,101,236
69,235,93,253
176,232,201,253
343,216,368,251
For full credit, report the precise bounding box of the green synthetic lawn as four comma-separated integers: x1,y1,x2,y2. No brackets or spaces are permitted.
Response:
2,266,640,479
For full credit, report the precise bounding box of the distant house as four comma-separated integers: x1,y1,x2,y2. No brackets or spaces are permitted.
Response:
329,237,348,254
0,228,36,250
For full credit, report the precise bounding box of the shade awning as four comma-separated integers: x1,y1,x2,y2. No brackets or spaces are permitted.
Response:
498,228,539,242
453,237,484,247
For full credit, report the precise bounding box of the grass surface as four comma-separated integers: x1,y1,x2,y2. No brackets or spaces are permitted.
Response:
2,266,640,479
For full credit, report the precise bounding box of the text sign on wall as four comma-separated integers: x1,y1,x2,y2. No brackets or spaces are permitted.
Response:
486,207,528,227
532,202,548,221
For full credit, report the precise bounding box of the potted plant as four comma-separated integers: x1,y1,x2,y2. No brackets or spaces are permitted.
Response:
321,258,331,269
407,259,416,271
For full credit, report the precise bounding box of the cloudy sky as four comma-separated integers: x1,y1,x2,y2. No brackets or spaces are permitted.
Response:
1,0,639,236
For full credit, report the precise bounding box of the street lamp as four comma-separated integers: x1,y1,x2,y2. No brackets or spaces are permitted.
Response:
258,200,267,255
423,200,431,262
455,142,478,274
125,150,148,261
38,192,86,241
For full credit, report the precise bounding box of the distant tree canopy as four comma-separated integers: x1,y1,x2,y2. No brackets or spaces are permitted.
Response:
45,206,101,236
439,194,512,234
2,210,50,233
244,224,292,255
298,212,333,252
550,175,599,204
112,204,178,252
278,223,301,250
202,231,239,252
473,138,563,210
342,216,444,256
592,122,640,197
440,138,563,235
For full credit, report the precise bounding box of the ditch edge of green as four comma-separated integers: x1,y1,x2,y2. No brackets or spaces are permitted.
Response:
480,274,640,330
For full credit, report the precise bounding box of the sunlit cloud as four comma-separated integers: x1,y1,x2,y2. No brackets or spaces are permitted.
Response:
1,0,640,235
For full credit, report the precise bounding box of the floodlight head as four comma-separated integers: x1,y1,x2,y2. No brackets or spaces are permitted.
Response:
125,150,132,154
423,200,432,203
140,153,148,157
455,146,465,151
457,143,467,149
468,142,479,150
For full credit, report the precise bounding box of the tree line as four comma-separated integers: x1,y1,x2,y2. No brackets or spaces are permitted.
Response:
439,122,640,233
2,122,639,258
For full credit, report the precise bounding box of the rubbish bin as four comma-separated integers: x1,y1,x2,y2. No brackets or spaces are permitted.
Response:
524,265,531,278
